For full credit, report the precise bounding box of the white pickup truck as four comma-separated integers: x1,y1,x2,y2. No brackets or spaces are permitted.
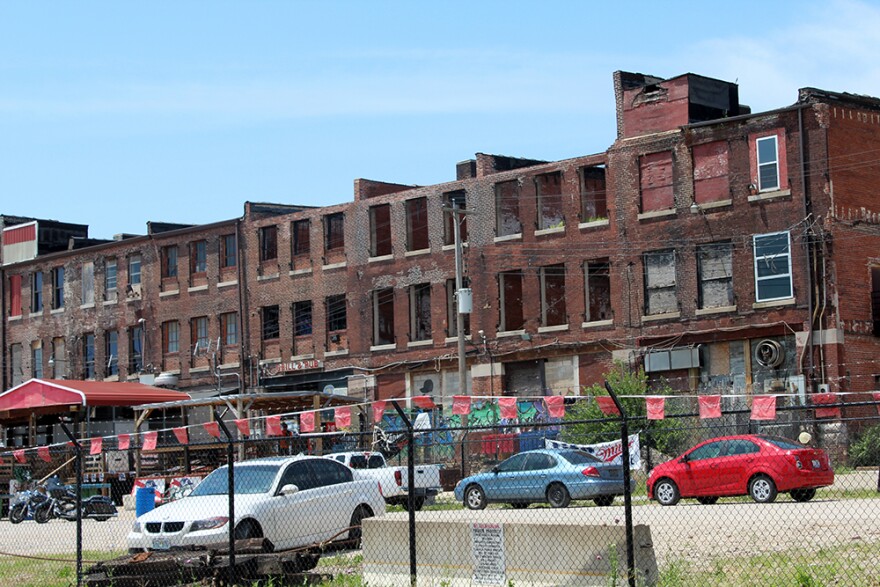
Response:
326,451,442,511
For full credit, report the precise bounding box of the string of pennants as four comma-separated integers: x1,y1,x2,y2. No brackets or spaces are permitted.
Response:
5,391,879,465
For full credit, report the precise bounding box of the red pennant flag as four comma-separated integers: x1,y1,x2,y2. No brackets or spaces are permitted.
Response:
544,395,565,418
646,397,665,420
90,437,103,455
596,396,620,415
452,395,471,415
412,395,435,409
698,395,722,419
873,392,880,416
498,397,518,420
173,427,189,445
335,407,351,429
300,411,315,433
265,415,282,437
38,446,52,463
118,434,130,451
142,431,158,451
751,395,777,421
235,419,250,436
13,449,25,464
203,422,221,439
814,393,840,418
372,401,387,423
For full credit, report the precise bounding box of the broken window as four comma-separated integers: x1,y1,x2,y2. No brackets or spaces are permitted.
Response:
83,333,95,379
326,294,347,332
756,135,779,191
293,300,313,336
128,255,142,286
369,204,392,257
693,141,730,205
191,316,209,354
536,172,564,230
698,242,734,309
162,245,178,278
584,259,611,322
190,240,207,274
405,197,429,251
8,274,22,317
162,321,180,354
106,331,118,376
495,180,522,237
446,279,470,338
754,232,792,302
324,213,345,251
443,190,467,246
499,270,525,331
32,342,43,378
259,225,278,262
540,264,567,327
639,151,674,213
261,305,280,340
11,343,23,386
52,337,67,379
82,262,95,305
221,234,237,268
220,312,238,346
409,283,432,342
372,288,395,346
580,166,607,222
52,266,65,309
31,271,43,312
644,250,678,315
292,219,310,257
129,326,144,373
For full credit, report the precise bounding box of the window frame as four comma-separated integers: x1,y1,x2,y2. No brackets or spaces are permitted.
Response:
539,263,567,327
369,204,392,257
192,316,209,353
697,242,734,310
106,331,119,376
326,294,347,332
31,271,43,312
52,266,65,309
128,255,142,286
756,135,780,192
293,300,313,337
163,321,180,354
105,259,117,295
221,234,237,269
81,262,95,305
405,197,429,252
190,240,207,275
83,333,96,379
372,288,395,346
324,213,345,252
584,259,611,323
261,305,281,341
643,249,678,315
409,283,432,342
220,312,239,346
259,225,278,262
753,231,793,302
162,245,179,278
292,219,311,257
535,171,565,230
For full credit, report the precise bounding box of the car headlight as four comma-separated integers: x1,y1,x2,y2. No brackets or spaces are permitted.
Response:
132,521,141,533
190,517,229,532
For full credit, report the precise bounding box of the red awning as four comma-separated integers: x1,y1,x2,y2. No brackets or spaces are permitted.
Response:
0,379,191,412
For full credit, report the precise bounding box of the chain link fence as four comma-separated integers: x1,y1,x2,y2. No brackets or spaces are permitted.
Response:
0,395,878,586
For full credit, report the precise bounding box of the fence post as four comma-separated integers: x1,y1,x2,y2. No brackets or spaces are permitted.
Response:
605,381,636,587
214,410,236,586
59,420,83,587
391,401,417,587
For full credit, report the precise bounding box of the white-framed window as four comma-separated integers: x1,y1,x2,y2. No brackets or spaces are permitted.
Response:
129,254,142,286
753,231,792,302
756,136,779,192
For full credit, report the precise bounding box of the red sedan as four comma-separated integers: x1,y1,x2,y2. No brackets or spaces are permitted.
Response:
646,434,834,505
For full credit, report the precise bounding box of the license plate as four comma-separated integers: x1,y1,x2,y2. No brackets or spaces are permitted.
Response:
812,459,821,469
152,537,171,551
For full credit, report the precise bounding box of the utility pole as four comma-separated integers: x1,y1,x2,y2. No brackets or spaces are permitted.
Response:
443,200,473,403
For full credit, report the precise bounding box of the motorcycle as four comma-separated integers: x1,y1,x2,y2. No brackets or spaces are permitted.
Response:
8,488,51,524
33,478,118,523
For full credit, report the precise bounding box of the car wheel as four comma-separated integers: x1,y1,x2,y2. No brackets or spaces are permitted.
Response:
510,502,529,509
546,483,571,508
748,475,778,503
465,485,487,510
593,495,615,507
402,497,425,512
654,479,680,506
790,488,816,502
234,519,263,540
8,504,26,524
348,505,373,546
696,496,719,505
94,516,110,522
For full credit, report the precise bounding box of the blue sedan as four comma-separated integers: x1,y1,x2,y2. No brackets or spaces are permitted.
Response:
454,448,628,509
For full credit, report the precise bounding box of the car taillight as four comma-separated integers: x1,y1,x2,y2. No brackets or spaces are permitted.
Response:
788,455,803,469
582,467,600,478
394,470,403,486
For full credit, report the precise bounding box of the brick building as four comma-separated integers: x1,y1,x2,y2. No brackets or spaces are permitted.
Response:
4,69,880,443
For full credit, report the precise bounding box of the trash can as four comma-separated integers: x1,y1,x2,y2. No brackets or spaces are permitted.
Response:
135,487,155,517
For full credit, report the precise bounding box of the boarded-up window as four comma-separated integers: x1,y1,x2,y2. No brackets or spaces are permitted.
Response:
503,360,543,396
81,262,95,305
373,288,395,346
545,356,576,396
495,180,522,237
9,274,22,316
698,242,734,309
443,191,467,246
11,343,23,386
639,151,674,212
536,172,564,230
325,213,345,251
540,264,567,326
293,301,313,336
580,166,607,221
499,271,525,331
405,197,429,251
693,142,730,205
409,283,432,341
259,226,278,262
585,259,611,322
644,250,677,315
446,279,470,338
52,337,67,379
369,204,392,257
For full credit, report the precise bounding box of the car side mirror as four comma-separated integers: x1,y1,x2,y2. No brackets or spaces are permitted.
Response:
680,454,689,463
279,484,300,496
492,466,500,475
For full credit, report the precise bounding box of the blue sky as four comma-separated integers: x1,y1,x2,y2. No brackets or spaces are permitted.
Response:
2,0,880,239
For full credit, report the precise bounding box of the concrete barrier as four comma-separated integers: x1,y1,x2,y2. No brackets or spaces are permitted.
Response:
363,511,657,586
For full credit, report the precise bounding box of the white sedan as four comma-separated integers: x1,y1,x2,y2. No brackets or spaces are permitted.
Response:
127,455,385,560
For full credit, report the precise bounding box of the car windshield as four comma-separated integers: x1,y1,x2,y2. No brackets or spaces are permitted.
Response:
557,450,603,465
760,435,803,450
190,464,281,496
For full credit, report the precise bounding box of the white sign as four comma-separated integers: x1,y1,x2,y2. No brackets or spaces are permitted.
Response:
545,434,641,470
471,522,506,586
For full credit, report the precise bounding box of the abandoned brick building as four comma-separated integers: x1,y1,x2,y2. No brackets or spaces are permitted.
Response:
4,69,880,444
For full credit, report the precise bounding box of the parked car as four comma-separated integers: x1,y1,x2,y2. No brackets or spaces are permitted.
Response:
453,448,629,510
325,451,442,511
127,455,385,565
647,434,835,506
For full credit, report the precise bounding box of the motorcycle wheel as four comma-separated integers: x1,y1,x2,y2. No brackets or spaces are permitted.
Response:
34,505,52,524
8,504,27,524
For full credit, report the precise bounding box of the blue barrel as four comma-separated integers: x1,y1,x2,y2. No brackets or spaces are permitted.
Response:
135,487,155,517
